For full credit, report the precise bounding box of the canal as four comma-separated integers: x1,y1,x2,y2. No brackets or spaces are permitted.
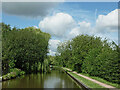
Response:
2,68,81,88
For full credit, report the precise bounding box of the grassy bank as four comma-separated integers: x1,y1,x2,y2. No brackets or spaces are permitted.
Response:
63,67,120,89
69,72,108,89
80,73,120,89
62,67,107,89
2,68,25,81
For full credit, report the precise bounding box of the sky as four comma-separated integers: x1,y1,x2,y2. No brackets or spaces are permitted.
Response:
1,1,119,56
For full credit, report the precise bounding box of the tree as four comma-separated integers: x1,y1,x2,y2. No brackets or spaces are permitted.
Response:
2,23,51,74
56,34,120,84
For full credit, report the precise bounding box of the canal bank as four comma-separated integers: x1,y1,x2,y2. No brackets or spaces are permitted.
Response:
61,67,90,90
62,67,119,90
2,68,25,81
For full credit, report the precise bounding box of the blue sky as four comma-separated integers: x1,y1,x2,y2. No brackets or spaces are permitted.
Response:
2,2,118,28
2,2,118,55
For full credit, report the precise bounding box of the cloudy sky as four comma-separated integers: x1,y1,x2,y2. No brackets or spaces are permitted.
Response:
1,1,119,55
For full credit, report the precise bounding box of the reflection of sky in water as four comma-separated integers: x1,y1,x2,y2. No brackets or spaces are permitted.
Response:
0,82,2,89
43,70,79,88
44,77,60,88
62,80,65,88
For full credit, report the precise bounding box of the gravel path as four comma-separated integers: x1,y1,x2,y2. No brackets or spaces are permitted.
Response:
64,67,118,89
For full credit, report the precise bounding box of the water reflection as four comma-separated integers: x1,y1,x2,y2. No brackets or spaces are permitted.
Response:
2,68,80,88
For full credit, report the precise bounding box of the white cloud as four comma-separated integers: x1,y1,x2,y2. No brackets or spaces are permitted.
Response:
49,39,60,52
41,9,118,55
69,9,118,41
39,9,118,41
39,13,76,37
68,21,93,39
95,9,118,33
48,50,56,56
33,26,38,29
48,39,61,55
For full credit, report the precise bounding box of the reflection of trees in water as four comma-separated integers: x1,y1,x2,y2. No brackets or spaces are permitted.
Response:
56,70,79,88
2,69,80,88
45,69,79,88
2,75,26,88
26,73,45,88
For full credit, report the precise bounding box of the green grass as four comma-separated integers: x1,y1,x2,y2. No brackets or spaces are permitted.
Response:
68,71,107,89
62,67,72,71
80,73,120,89
62,67,120,89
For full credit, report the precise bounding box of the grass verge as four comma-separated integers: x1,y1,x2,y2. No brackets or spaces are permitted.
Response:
80,73,120,89
68,71,106,89
62,67,111,89
62,67,120,89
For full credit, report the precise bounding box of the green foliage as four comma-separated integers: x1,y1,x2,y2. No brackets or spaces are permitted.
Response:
82,41,120,83
56,34,120,84
20,71,25,76
47,55,56,65
2,23,51,74
2,68,25,81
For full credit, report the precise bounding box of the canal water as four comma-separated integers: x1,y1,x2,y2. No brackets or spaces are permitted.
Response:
2,68,81,88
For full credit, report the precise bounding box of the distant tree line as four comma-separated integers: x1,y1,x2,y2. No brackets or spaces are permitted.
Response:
55,35,120,84
2,23,51,75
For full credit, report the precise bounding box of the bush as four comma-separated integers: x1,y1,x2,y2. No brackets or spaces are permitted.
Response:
2,68,25,81
20,71,25,76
